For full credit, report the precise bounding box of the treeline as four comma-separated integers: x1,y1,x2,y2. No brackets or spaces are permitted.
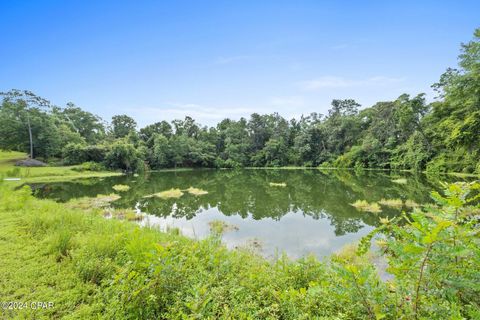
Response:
1,28,479,174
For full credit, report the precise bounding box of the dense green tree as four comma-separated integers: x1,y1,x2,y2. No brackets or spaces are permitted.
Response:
151,134,172,168
53,103,106,143
219,118,251,167
0,90,52,158
172,116,200,138
139,121,173,147
252,138,289,166
104,139,142,172
248,113,272,154
111,115,137,139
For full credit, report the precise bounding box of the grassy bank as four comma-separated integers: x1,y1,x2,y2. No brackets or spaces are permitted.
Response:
1,179,479,318
0,184,367,319
0,151,122,184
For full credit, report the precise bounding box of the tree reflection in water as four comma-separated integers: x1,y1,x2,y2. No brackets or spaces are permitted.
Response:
34,169,437,236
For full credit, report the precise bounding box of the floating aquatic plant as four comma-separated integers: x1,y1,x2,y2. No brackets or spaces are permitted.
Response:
143,188,184,199
378,198,403,209
351,200,382,213
67,194,121,210
269,182,287,187
391,178,407,184
185,186,208,196
112,184,130,192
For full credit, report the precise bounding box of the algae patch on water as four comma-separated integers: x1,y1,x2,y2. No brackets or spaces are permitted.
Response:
185,187,208,196
144,187,208,199
405,199,420,208
351,200,382,213
391,178,407,184
112,184,130,192
67,194,121,210
378,198,403,209
269,182,287,187
143,188,184,199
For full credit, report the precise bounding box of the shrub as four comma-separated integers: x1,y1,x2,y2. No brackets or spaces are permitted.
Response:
62,143,88,165
367,182,480,318
62,143,107,165
72,161,106,172
426,148,479,174
83,145,107,162
104,140,142,172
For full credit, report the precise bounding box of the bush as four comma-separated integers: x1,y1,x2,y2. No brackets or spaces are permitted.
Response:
223,158,242,169
62,143,88,165
104,140,143,172
83,145,107,162
426,148,479,174
62,143,107,165
72,161,106,172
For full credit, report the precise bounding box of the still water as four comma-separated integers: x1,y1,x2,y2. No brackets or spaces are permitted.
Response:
33,169,439,259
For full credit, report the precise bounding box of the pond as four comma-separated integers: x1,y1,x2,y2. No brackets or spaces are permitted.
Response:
33,169,441,259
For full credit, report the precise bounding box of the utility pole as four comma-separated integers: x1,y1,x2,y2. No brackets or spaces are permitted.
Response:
27,113,33,158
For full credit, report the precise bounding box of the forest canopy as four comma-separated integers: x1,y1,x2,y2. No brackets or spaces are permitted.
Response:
1,28,479,174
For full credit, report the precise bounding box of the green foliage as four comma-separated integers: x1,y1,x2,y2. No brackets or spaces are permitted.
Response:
62,142,88,164
62,143,107,165
111,114,137,138
53,103,106,143
375,182,480,318
426,148,479,174
104,140,143,172
1,178,479,318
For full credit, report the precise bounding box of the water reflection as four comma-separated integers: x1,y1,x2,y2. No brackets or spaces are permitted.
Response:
33,169,438,258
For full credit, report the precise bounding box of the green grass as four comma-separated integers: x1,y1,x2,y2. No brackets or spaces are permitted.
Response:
0,184,377,319
0,150,26,161
0,151,122,184
1,180,479,318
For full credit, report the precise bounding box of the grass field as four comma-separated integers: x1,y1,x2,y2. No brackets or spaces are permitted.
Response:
0,151,122,184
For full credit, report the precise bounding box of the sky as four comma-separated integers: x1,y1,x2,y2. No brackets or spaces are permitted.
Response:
1,0,479,127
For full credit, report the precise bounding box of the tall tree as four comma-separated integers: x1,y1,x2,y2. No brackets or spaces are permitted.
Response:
53,103,106,143
0,90,51,158
111,114,137,138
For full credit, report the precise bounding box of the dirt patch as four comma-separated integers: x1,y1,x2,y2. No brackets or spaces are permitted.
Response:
15,159,47,167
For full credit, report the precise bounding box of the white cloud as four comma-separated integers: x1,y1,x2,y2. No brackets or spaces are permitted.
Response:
125,103,259,127
269,96,305,107
124,98,312,128
299,76,406,91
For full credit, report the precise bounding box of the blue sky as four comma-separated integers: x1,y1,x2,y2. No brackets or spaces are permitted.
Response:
1,1,479,127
